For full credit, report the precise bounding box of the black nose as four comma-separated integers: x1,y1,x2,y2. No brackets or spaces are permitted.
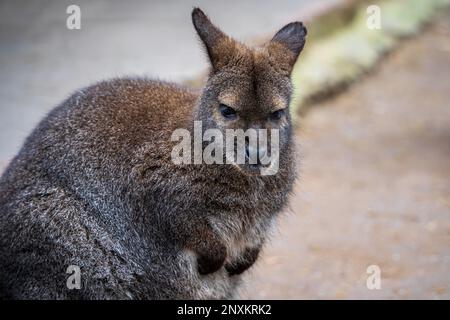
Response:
245,141,264,166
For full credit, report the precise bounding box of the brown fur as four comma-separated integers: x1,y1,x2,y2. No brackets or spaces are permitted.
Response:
0,8,306,299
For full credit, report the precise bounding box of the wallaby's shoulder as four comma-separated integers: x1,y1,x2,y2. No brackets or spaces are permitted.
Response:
85,77,198,101
28,77,199,149
1,77,198,187
75,77,199,117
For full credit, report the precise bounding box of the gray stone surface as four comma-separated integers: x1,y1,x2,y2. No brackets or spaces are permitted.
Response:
0,0,321,161
241,13,450,299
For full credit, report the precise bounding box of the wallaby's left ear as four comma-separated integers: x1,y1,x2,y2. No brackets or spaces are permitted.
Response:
268,22,307,76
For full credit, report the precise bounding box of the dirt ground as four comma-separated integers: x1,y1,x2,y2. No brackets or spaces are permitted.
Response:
240,12,450,299
1,7,449,301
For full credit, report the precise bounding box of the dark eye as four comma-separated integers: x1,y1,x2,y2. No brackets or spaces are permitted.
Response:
219,104,237,119
270,109,285,121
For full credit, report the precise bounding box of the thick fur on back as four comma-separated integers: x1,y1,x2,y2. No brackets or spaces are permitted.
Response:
0,9,306,299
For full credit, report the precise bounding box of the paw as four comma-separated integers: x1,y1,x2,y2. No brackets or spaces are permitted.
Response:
197,243,227,275
225,246,260,276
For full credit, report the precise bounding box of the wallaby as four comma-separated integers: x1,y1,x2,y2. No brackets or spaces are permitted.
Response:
0,8,306,299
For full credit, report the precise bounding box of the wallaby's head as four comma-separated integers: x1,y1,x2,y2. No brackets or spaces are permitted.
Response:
191,8,306,175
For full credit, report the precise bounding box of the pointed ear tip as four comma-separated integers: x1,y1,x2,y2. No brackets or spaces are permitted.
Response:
287,21,308,36
191,7,206,22
191,7,201,16
271,22,307,46
298,22,308,36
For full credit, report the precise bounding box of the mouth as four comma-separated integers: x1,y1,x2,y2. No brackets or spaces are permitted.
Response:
247,163,264,173
225,156,263,175
239,161,269,176
224,148,277,176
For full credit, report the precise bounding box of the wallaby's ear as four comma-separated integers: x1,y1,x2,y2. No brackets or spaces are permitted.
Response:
192,8,235,72
268,22,307,76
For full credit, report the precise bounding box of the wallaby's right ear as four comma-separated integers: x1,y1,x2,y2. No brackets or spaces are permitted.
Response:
192,8,235,72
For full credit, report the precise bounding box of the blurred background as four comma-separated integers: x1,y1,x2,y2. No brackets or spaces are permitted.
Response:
0,0,329,161
1,0,449,299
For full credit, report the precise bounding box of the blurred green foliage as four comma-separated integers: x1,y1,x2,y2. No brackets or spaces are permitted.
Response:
291,0,450,116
